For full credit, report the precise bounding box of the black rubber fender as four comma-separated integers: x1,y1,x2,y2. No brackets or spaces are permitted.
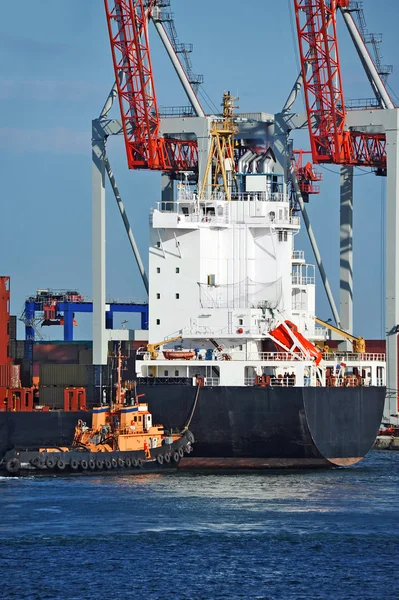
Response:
117,458,124,468
178,447,184,458
56,460,66,471
136,458,143,468
45,457,56,469
105,459,112,470
111,458,118,469
88,459,96,470
156,454,164,465
173,451,179,463
31,456,45,469
186,430,195,444
70,459,79,471
96,459,104,470
164,453,171,464
132,459,138,468
81,460,88,470
6,458,20,474
125,457,132,468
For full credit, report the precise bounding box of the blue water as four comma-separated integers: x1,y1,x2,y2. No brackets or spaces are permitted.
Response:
0,451,398,600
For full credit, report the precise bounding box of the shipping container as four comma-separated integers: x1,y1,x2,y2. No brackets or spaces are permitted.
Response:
18,358,33,387
40,364,90,387
0,365,10,387
78,348,93,365
38,387,67,409
9,316,17,341
9,340,25,360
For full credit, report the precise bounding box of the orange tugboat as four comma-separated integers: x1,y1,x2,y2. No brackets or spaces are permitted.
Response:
0,401,194,476
0,344,194,476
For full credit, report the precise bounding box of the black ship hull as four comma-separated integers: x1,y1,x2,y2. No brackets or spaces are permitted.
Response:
0,386,385,470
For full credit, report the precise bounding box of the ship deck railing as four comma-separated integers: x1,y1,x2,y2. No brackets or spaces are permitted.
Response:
322,352,386,362
137,351,386,364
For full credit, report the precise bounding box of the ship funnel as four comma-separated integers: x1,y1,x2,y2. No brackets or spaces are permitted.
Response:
238,150,255,174
259,147,276,173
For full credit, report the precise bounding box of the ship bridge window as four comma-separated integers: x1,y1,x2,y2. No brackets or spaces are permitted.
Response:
181,207,189,215
175,370,179,376
164,370,169,376
278,231,288,242
157,293,161,299
176,293,180,299
157,267,160,273
156,319,160,325
176,267,180,273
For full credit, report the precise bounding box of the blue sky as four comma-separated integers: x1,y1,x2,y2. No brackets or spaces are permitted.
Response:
0,0,398,340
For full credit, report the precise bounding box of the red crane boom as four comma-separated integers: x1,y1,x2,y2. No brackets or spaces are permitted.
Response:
294,0,386,169
104,0,197,171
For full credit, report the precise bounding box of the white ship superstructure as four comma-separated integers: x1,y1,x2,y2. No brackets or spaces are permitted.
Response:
137,161,386,390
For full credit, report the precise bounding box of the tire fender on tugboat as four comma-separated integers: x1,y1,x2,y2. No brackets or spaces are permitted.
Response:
6,458,20,474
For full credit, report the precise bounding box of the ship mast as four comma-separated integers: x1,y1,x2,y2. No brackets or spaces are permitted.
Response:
200,92,238,200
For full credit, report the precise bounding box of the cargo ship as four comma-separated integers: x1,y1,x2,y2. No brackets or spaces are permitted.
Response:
0,94,386,469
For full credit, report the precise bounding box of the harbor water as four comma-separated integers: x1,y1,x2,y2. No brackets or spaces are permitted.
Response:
0,450,398,600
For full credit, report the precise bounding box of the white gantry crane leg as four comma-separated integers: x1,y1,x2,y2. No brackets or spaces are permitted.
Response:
92,119,108,366
339,166,354,350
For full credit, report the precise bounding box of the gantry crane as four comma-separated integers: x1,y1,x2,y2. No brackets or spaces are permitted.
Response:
104,0,198,171
293,0,387,169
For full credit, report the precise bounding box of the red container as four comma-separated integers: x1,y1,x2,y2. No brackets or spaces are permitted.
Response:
0,364,10,387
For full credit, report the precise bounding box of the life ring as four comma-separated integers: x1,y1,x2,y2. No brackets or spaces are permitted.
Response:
70,459,79,470
45,457,56,469
173,451,179,463
164,453,171,463
6,458,20,474
178,447,184,458
125,457,132,468
57,459,66,471
81,459,88,470
156,454,164,465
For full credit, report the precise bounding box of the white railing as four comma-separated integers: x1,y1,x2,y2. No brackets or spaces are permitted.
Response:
292,275,315,285
247,352,297,361
323,352,386,362
292,250,305,261
204,377,220,387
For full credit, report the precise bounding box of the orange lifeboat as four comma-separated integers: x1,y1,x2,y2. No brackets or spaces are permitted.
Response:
163,351,196,360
